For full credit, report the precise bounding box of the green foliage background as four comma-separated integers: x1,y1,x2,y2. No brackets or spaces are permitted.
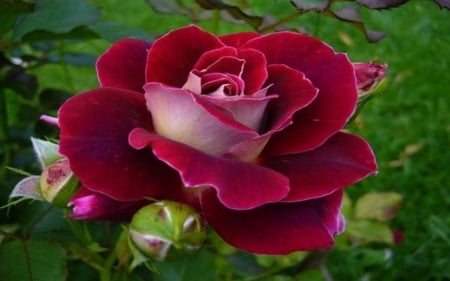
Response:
1,0,449,280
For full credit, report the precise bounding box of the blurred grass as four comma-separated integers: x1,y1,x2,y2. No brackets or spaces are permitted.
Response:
8,0,450,280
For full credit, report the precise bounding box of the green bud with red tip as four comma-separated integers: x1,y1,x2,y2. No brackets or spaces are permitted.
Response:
129,200,206,262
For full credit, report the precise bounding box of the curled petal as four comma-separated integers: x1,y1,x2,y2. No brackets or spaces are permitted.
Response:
146,25,224,87
68,187,147,221
201,87,276,132
193,47,238,72
263,64,318,133
201,189,345,254
237,48,268,95
243,32,358,153
226,134,271,162
96,38,151,92
129,128,290,210
260,132,378,202
144,83,256,156
58,88,180,201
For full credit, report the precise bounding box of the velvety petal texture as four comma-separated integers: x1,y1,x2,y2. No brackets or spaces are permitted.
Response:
58,88,181,201
129,128,290,210
56,25,382,255
146,25,224,87
242,32,358,154
201,189,345,254
68,187,147,221
260,132,377,202
96,38,151,92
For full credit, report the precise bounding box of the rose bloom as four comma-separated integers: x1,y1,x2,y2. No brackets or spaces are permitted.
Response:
58,25,378,255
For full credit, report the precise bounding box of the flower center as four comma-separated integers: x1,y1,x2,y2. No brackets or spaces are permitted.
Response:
183,56,246,97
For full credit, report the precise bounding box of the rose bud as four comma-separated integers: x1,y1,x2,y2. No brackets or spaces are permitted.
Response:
129,201,206,261
40,158,78,207
353,62,387,96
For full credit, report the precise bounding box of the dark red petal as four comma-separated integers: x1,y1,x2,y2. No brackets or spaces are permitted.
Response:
68,187,147,221
96,38,151,92
129,128,290,210
237,48,267,95
261,132,377,202
193,47,237,71
146,25,224,87
243,32,358,154
201,189,345,254
263,64,318,132
220,32,261,48
202,57,244,77
58,88,180,201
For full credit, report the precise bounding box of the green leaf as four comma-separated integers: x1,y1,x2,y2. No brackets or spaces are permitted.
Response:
297,269,325,281
256,251,309,269
65,243,104,271
0,0,35,34
346,220,393,245
89,21,153,42
290,0,330,12
146,0,190,15
116,226,133,270
12,0,100,42
341,191,353,218
0,240,66,281
290,2,386,42
153,249,217,281
0,224,19,245
19,25,100,42
330,6,386,42
195,0,263,30
354,192,403,222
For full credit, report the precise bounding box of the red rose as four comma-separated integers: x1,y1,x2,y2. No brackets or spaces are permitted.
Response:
59,25,377,254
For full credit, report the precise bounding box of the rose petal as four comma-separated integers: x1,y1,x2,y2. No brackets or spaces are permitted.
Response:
243,32,358,153
192,46,267,96
146,25,224,87
129,128,290,210
262,64,318,132
226,134,271,162
237,48,268,95
202,56,245,77
201,189,345,254
58,88,180,201
193,47,238,72
220,32,261,48
144,82,257,156
96,38,151,92
260,132,377,202
201,72,244,96
201,88,276,131
68,187,147,221
224,65,317,161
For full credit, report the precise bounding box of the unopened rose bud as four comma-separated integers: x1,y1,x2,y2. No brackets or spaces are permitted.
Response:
40,158,78,207
129,201,206,261
353,62,387,95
